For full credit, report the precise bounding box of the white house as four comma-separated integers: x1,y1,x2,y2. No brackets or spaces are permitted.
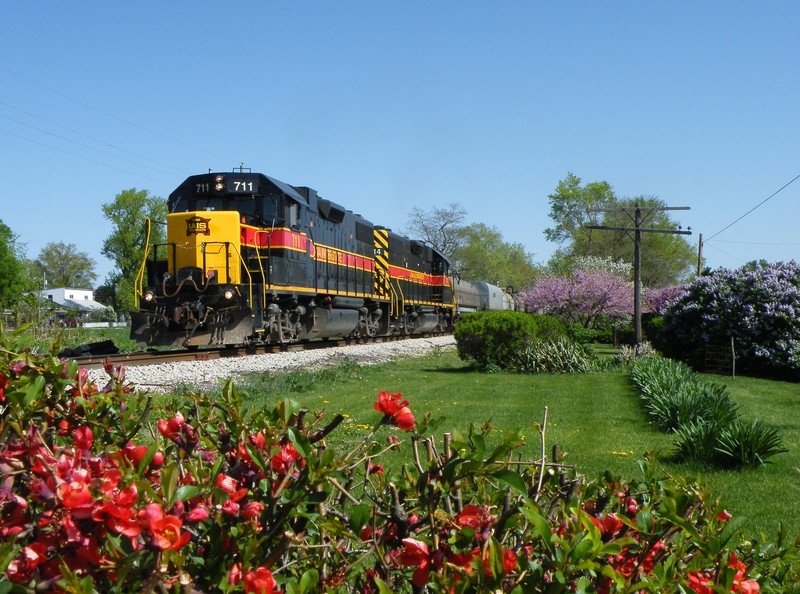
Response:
41,287,107,313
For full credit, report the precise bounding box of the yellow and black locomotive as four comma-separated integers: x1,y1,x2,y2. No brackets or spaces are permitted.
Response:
131,170,455,347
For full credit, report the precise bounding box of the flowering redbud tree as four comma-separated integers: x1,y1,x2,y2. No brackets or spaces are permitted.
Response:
521,268,633,329
643,285,686,315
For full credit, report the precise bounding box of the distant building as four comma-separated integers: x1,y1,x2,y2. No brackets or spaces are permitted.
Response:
41,288,107,313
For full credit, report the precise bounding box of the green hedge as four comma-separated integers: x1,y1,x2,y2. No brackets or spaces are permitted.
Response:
453,311,567,369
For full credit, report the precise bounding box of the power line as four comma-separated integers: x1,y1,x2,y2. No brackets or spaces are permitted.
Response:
0,99,186,175
712,239,800,246
705,173,800,242
0,66,239,165
0,126,173,184
0,112,182,177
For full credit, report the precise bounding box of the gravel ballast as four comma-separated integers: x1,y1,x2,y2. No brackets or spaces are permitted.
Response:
88,336,456,393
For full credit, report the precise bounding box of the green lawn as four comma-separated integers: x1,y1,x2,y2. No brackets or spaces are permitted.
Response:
235,346,800,542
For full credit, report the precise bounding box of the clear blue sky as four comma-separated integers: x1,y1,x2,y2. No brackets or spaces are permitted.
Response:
2,2,798,285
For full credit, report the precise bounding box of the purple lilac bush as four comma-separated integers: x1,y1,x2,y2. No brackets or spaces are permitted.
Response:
658,262,800,376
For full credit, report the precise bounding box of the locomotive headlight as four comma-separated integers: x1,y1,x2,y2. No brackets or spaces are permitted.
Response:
223,289,235,300
143,290,156,302
215,174,224,191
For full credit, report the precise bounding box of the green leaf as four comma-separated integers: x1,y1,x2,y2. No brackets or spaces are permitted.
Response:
288,427,312,459
174,485,201,503
0,542,20,574
244,441,268,474
491,469,527,494
24,374,45,407
488,537,506,580
160,463,180,506
299,568,319,593
373,577,394,594
471,433,486,456
519,505,556,555
349,503,372,537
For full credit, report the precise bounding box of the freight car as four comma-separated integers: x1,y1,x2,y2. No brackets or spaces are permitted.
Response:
131,170,455,347
454,279,524,314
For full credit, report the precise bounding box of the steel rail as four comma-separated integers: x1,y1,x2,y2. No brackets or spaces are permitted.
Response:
69,333,443,370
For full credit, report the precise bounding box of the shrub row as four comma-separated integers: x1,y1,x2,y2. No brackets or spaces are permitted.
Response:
629,357,786,468
1,333,798,591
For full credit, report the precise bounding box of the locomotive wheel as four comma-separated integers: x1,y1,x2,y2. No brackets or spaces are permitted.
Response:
361,308,382,337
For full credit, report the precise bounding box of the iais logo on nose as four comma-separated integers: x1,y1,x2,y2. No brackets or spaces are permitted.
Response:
186,216,211,236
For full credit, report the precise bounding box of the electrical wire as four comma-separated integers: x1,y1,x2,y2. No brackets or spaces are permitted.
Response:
0,99,186,175
705,173,800,242
0,126,173,184
0,112,181,177
0,66,239,166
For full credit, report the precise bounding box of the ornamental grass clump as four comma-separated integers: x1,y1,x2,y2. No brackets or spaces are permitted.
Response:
1,329,798,591
629,357,786,468
513,338,597,374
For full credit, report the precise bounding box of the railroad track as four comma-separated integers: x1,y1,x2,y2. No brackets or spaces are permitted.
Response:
70,333,438,370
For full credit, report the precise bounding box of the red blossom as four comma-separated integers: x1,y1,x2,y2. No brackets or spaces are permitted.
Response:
215,473,249,502
184,504,210,523
374,391,416,431
157,411,185,440
687,554,760,594
242,501,264,520
57,479,92,510
6,543,47,583
270,443,304,474
391,406,416,431
374,391,407,415
455,504,495,542
228,563,243,585
399,538,432,587
151,514,191,551
244,567,280,593
73,426,93,452
482,547,518,577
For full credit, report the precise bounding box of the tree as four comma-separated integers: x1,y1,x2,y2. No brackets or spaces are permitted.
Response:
544,174,696,287
544,172,615,245
0,219,27,312
405,203,468,261
520,267,632,329
101,188,167,313
452,223,537,291
32,242,97,289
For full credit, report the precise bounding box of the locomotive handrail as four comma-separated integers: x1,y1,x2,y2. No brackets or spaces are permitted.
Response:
134,218,154,308
253,229,270,309
376,268,401,318
393,276,406,317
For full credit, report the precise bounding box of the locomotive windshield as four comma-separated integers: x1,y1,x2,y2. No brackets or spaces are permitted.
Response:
168,194,279,226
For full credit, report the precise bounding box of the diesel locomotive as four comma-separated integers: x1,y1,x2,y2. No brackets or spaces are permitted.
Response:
131,170,456,347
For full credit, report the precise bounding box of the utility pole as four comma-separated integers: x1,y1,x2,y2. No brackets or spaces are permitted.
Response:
586,204,691,345
697,233,703,277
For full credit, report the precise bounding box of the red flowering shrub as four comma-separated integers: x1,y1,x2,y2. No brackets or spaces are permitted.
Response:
0,334,797,592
